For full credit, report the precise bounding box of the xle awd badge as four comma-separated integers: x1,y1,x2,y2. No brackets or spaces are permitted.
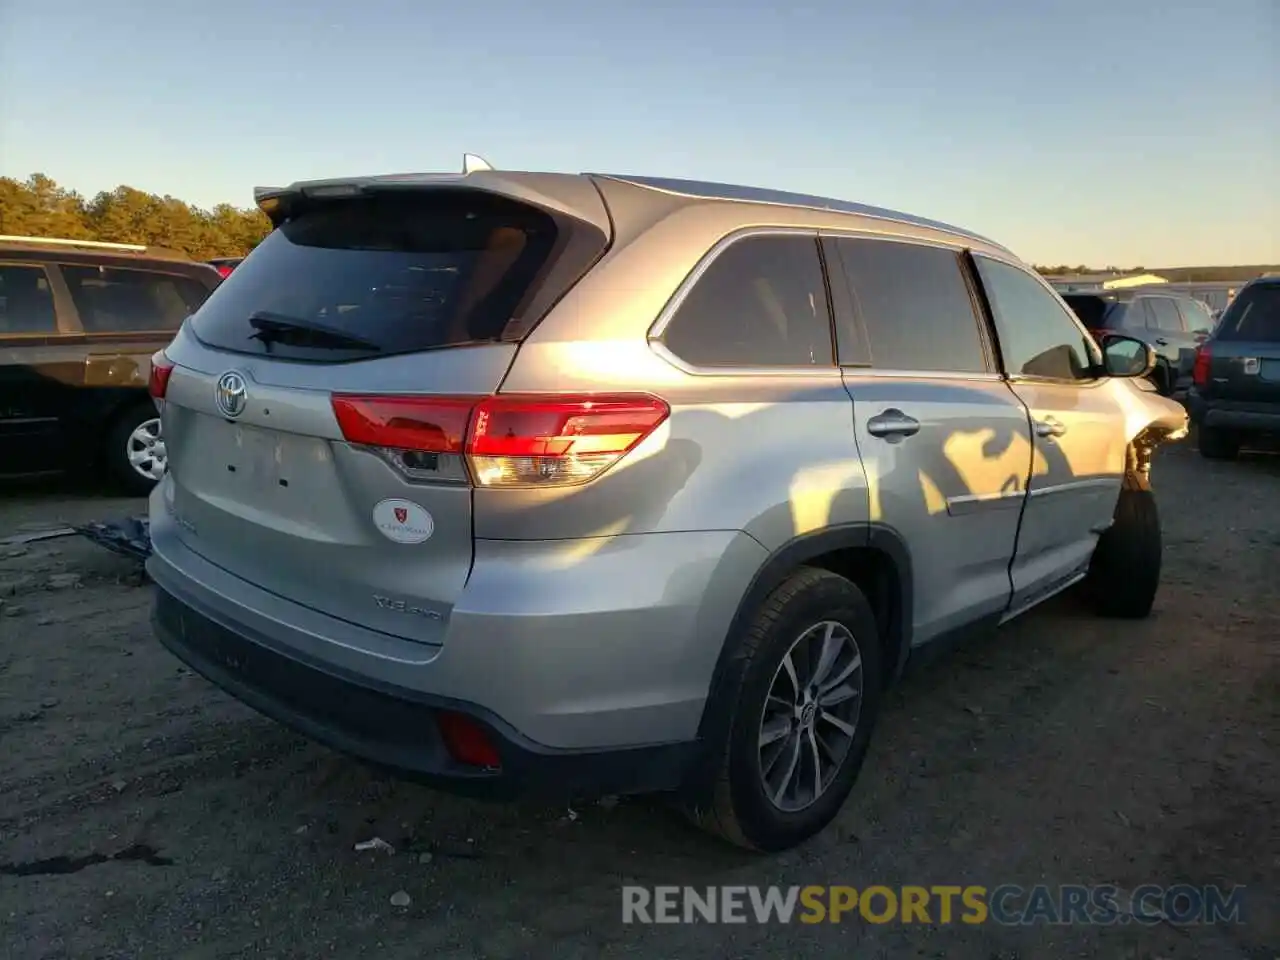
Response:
373,499,434,544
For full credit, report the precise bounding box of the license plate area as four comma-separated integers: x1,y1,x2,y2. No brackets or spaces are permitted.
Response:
196,416,336,514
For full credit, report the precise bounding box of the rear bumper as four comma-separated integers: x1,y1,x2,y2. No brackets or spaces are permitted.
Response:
151,583,695,800
145,491,768,796
1187,392,1280,433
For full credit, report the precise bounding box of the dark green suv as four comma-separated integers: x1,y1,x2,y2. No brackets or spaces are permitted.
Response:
1188,276,1280,459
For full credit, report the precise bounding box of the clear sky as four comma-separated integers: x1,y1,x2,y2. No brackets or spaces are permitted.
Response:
1,0,1276,266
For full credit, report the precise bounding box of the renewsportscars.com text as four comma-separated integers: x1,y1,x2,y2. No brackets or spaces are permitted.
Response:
621,884,1246,926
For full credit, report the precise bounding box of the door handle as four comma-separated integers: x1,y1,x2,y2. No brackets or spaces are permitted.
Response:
1154,338,1169,346
1033,417,1067,439
867,409,921,442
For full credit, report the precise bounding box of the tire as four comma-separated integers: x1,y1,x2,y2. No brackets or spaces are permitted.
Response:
1197,425,1240,461
1146,368,1164,395
684,567,883,852
1085,480,1161,619
104,403,167,496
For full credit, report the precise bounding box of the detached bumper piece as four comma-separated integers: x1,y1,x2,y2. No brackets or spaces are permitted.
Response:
150,586,695,801
74,516,152,562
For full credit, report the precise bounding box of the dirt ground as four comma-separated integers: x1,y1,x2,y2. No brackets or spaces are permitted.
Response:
0,443,1276,960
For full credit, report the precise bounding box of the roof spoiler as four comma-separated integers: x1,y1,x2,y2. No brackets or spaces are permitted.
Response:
254,154,497,225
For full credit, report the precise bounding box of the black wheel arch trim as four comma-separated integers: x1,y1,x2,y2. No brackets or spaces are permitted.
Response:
63,386,152,433
683,522,912,802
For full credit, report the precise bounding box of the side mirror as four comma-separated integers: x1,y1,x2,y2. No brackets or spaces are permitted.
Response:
1101,334,1156,378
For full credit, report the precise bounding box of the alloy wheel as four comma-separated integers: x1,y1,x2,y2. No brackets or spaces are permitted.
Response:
757,620,865,813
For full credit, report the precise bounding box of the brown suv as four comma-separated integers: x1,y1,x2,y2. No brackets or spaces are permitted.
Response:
0,236,222,494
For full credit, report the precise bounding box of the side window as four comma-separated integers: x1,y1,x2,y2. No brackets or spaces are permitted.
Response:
832,238,988,372
1125,298,1154,329
60,266,211,334
976,257,1096,381
1148,298,1185,332
661,235,833,368
1176,298,1212,333
0,264,58,335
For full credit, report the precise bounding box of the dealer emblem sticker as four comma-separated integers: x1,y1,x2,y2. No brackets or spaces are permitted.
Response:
373,499,434,544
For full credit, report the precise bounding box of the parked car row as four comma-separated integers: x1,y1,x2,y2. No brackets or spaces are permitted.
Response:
1060,288,1215,396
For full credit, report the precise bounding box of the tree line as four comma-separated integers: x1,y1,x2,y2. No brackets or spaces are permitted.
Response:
1033,263,1279,283
0,173,271,261
2,172,1274,281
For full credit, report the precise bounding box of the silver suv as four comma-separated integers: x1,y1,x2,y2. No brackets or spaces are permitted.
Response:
146,163,1188,851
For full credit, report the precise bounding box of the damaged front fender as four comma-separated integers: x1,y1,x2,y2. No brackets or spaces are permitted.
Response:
1116,381,1189,481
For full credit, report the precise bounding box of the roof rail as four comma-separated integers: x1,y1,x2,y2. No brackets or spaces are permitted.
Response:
0,235,148,252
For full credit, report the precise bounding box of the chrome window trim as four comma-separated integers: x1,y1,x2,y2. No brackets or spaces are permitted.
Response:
650,226,1007,380
946,489,1027,516
821,228,968,253
1005,373,1109,388
843,368,1005,383
648,339,843,379
1027,477,1122,498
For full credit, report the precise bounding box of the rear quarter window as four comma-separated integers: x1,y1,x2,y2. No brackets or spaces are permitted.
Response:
189,191,599,360
60,265,212,334
659,234,834,368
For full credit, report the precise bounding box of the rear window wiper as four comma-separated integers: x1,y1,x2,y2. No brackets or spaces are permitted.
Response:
247,311,382,352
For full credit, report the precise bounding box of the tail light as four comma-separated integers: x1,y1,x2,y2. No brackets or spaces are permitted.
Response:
148,352,175,401
330,393,670,488
1192,344,1212,387
435,710,501,769
469,395,670,487
214,264,234,279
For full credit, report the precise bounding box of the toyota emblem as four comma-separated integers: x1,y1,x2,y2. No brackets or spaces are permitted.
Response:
215,370,248,419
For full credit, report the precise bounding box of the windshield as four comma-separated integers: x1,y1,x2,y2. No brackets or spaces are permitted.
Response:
189,190,597,360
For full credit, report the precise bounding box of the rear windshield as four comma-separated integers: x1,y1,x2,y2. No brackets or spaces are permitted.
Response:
190,191,594,360
1061,294,1115,330
1216,283,1280,343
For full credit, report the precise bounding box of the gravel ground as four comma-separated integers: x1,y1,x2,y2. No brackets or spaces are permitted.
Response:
0,444,1276,960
